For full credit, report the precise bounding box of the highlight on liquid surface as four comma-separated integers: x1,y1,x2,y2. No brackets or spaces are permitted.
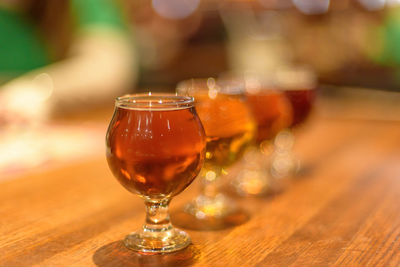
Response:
246,90,293,143
194,92,255,167
106,105,206,199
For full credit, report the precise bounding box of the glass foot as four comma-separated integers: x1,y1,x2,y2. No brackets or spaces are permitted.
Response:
184,193,237,219
270,151,300,178
233,169,274,196
124,227,191,254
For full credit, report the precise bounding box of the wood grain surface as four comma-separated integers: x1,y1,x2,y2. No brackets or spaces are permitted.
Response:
0,96,399,266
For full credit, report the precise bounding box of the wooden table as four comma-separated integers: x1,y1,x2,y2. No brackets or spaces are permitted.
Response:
1,92,400,266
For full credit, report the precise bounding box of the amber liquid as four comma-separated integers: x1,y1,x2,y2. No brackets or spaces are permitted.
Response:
247,90,293,143
194,93,255,168
284,88,316,127
106,106,206,199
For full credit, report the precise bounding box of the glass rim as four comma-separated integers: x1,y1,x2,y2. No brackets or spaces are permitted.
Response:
115,93,194,110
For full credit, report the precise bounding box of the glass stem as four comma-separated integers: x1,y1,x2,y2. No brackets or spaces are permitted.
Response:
270,129,297,177
200,168,221,199
274,129,294,154
143,199,172,233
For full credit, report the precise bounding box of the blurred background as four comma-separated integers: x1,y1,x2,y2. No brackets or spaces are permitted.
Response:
132,0,400,90
1,0,400,178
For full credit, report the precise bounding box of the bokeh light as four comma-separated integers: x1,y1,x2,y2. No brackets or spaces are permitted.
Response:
292,0,330,14
152,0,200,19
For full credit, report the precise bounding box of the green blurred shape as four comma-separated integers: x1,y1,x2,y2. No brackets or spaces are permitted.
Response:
0,8,49,78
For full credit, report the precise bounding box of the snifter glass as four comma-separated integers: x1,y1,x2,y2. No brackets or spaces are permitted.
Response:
106,94,206,253
177,78,255,221
232,73,293,196
271,67,317,178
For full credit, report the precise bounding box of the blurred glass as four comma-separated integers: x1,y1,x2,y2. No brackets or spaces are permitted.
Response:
177,78,255,224
271,66,317,178
221,72,293,196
